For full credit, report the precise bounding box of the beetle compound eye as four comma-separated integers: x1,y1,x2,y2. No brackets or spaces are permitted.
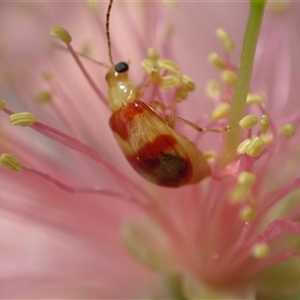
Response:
115,62,129,73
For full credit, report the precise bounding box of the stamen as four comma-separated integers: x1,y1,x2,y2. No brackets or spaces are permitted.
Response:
142,48,196,107
50,26,106,104
208,52,226,70
260,114,269,134
50,26,72,44
163,0,178,7
158,59,180,75
246,136,264,157
0,152,136,203
252,243,270,259
237,138,252,155
1,105,149,200
246,93,264,105
173,75,195,103
85,0,99,12
159,75,180,90
260,133,273,146
231,186,250,204
238,171,256,186
23,164,130,200
279,124,296,139
175,89,188,102
206,80,221,99
204,150,217,163
267,1,291,15
239,114,259,129
0,153,22,172
240,205,256,222
0,99,6,110
142,59,157,77
221,70,237,86
35,91,52,104
9,112,36,127
181,75,195,92
147,47,159,61
216,28,234,51
211,102,231,120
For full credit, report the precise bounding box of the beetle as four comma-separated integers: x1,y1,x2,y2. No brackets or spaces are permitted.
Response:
104,0,221,187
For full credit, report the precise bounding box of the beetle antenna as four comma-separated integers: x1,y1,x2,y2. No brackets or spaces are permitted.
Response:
106,0,115,65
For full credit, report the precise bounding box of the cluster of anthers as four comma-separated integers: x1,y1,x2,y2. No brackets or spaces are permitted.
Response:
205,27,297,230
207,28,295,153
142,47,195,107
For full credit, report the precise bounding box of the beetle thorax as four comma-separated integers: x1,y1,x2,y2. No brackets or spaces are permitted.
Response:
106,63,137,112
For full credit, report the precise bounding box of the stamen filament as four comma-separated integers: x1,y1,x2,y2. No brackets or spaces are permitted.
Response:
1,107,149,200
23,165,136,202
66,43,107,104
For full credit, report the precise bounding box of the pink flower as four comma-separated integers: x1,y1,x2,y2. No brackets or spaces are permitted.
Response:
1,1,300,298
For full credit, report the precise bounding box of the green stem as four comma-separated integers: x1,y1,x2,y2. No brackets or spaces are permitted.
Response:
222,0,267,165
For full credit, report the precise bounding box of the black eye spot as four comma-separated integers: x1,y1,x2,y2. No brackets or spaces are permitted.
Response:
115,62,129,73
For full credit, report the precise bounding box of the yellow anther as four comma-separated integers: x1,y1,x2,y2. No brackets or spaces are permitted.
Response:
239,115,259,130
142,59,156,76
206,80,221,99
85,0,99,12
246,137,264,157
0,99,6,110
230,186,250,204
204,150,217,163
147,47,159,61
35,91,52,104
158,59,180,75
0,153,22,172
279,124,296,139
260,133,273,146
260,114,270,134
252,243,270,259
208,53,226,70
239,206,256,222
50,26,72,44
159,75,180,89
163,0,178,7
237,138,252,155
181,75,195,92
221,70,237,86
9,112,36,127
216,28,234,51
211,102,230,120
246,93,264,105
175,89,188,102
267,1,291,15
238,171,256,186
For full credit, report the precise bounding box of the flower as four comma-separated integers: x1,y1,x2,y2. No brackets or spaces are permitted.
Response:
1,1,300,299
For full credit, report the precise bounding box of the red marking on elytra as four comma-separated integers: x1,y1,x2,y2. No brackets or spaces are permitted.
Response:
127,135,193,187
109,101,144,140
